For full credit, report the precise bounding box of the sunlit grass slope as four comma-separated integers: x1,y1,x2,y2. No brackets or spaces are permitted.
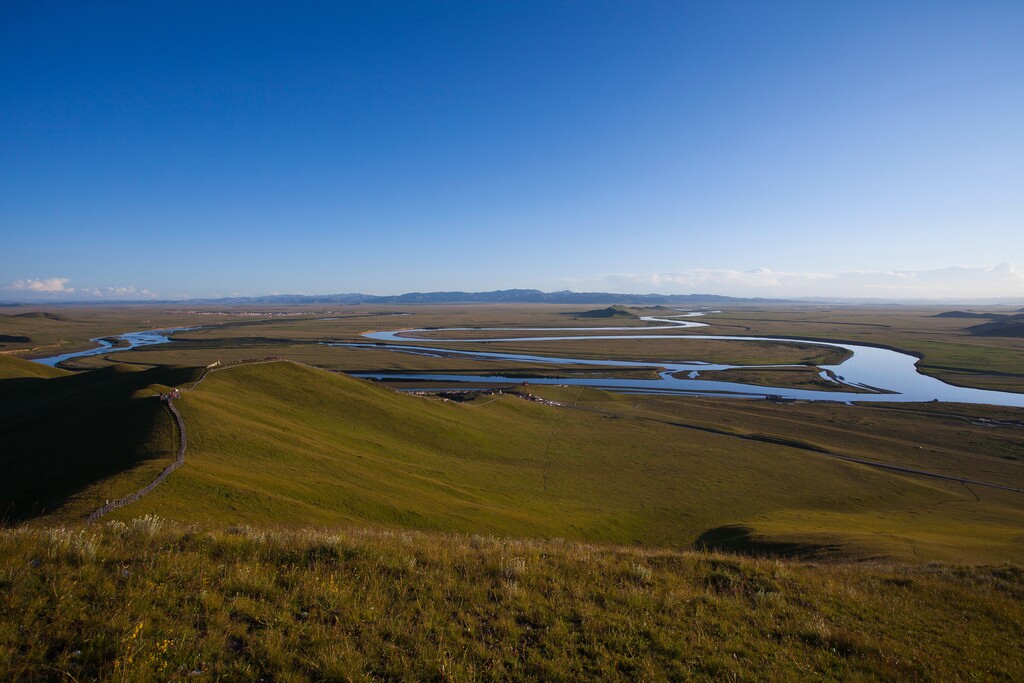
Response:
1,519,1020,681
0,354,68,379
117,361,1021,562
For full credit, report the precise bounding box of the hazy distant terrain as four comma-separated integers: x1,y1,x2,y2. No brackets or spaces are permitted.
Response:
2,287,793,306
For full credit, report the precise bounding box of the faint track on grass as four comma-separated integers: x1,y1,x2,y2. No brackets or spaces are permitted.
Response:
555,400,1024,494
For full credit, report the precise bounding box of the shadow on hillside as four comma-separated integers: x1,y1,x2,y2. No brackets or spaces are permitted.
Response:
695,524,845,561
0,365,201,523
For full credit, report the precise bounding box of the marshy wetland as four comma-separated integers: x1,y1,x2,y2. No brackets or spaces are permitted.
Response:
22,304,1024,406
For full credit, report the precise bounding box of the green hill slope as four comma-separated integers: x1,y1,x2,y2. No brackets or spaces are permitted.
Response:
111,361,1023,562
5,358,1021,562
0,354,69,379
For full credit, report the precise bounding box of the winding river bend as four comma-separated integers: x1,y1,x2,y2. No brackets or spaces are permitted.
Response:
33,327,196,367
338,313,1024,407
30,314,1024,407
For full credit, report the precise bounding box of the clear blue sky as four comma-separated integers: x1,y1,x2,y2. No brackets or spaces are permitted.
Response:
2,1,1022,300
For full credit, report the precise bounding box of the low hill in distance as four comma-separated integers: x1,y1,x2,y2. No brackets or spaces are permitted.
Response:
968,318,1024,337
932,310,995,318
927,309,1024,337
11,311,71,320
182,289,793,305
576,305,639,319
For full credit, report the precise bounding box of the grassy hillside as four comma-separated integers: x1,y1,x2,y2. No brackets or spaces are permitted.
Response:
0,519,1020,681
0,356,200,521
100,361,1024,563
4,354,1021,561
0,354,69,379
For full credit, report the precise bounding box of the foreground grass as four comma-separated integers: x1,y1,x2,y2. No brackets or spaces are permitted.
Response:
1,518,1021,681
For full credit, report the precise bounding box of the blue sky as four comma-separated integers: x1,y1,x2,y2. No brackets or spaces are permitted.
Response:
2,1,1022,300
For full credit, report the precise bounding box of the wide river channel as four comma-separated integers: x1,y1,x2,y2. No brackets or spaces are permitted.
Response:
32,314,1024,407
340,312,1024,407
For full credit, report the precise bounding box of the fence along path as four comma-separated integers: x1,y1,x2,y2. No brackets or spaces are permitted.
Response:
85,400,187,524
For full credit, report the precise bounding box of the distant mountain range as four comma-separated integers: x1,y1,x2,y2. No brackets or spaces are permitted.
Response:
4,290,1023,307
178,289,791,306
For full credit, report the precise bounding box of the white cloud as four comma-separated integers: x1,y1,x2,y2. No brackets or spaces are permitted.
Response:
571,264,1024,300
7,277,75,293
103,285,157,299
1,280,159,300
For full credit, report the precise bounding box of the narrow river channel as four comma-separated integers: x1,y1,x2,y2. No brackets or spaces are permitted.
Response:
32,327,197,367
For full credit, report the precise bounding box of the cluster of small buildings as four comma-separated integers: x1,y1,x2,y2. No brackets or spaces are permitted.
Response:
171,309,348,317
515,391,563,407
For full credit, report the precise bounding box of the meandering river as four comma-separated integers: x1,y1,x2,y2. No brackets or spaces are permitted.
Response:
340,313,1024,407
31,314,1024,407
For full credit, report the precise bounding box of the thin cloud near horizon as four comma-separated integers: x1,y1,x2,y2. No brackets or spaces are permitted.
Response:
3,279,156,300
2,264,1023,302
568,264,1024,299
